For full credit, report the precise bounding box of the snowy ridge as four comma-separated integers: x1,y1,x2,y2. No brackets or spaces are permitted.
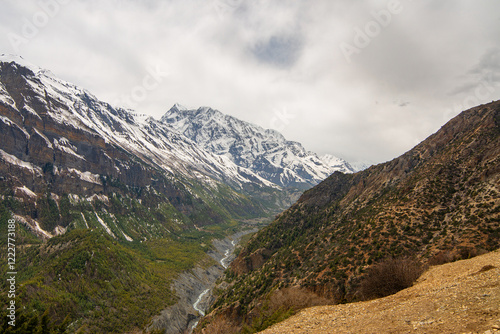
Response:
0,56,352,194
0,57,276,190
162,106,355,188
0,54,44,74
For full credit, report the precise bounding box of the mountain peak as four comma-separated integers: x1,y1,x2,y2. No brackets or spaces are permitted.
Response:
171,103,188,111
163,105,354,188
0,54,55,78
0,54,32,66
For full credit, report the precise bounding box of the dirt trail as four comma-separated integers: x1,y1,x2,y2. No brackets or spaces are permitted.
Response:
259,249,500,334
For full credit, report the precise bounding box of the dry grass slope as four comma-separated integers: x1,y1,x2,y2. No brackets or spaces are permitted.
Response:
259,249,500,334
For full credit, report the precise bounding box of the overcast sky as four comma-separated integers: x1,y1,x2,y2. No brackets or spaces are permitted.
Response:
1,0,499,165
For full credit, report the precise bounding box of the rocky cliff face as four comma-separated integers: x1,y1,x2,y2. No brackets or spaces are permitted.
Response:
198,101,500,332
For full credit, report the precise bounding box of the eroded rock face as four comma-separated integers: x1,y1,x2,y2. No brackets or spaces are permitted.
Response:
0,62,141,197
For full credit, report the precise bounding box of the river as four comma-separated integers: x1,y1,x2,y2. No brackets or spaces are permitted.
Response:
188,230,256,333
220,240,236,269
147,229,257,334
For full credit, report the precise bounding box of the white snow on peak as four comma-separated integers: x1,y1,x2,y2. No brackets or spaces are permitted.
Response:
349,160,374,172
172,103,188,111
0,58,278,189
162,105,355,187
1,56,355,195
0,54,42,73
321,154,354,173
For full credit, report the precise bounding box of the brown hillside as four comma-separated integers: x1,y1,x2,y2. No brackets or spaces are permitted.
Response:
259,249,500,334
198,101,500,333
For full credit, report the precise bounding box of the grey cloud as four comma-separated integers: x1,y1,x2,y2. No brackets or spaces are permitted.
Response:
0,0,498,164
471,48,500,82
449,48,500,96
251,34,303,67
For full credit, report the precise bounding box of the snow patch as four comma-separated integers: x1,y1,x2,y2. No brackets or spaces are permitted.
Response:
68,168,102,185
95,213,115,238
14,214,52,238
0,149,42,174
0,116,30,139
33,220,52,238
86,194,109,203
15,186,37,198
68,194,80,204
121,231,133,242
21,104,42,119
0,83,16,108
54,226,67,236
34,129,53,148
81,212,89,229
54,138,85,160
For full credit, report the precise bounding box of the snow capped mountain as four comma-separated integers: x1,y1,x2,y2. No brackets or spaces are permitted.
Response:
0,55,354,334
161,105,355,188
0,54,353,198
0,54,274,190
321,154,355,173
1,55,300,238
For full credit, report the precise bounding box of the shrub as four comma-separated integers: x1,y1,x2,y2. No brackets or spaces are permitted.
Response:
360,257,424,300
267,287,331,312
197,315,239,334
246,287,332,333
428,251,455,265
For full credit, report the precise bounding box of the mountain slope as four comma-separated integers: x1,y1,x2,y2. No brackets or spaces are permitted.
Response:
0,55,288,240
198,101,500,333
0,55,289,333
161,105,354,189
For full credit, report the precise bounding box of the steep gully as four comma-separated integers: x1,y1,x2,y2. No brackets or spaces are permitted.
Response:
147,230,257,334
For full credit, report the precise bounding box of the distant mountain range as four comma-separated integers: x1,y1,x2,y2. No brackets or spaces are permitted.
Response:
0,55,359,333
0,55,353,239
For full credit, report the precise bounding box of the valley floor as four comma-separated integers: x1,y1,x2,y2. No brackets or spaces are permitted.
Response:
259,249,500,334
